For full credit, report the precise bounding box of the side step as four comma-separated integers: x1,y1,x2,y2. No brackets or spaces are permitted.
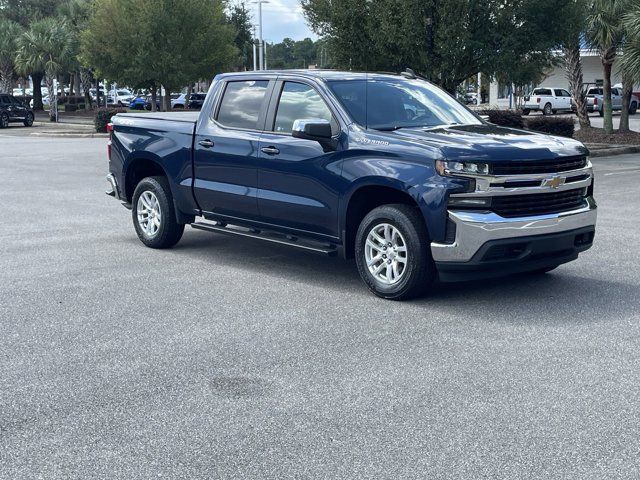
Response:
191,221,338,256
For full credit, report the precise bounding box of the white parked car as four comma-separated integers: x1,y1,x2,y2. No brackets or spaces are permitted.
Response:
522,87,574,115
30,96,50,108
109,89,135,107
171,93,187,108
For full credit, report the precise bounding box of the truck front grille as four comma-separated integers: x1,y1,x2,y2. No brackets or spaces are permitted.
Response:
491,156,587,175
491,188,587,217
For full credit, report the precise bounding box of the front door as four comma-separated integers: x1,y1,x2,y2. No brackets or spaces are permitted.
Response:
193,79,272,220
257,80,343,238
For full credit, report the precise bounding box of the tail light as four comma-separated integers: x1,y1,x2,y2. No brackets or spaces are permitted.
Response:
593,98,598,105
537,97,541,103
107,123,113,160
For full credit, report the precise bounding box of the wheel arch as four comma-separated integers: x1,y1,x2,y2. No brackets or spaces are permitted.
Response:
124,154,168,203
341,180,427,259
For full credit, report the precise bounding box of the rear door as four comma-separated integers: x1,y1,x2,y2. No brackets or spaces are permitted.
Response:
554,89,571,111
611,88,623,110
193,78,274,220
256,79,343,238
9,96,27,119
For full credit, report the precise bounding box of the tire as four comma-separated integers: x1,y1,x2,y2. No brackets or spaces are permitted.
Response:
543,103,553,115
522,109,530,116
23,112,34,127
132,176,185,249
630,102,637,115
355,204,435,300
598,108,604,117
0,112,8,128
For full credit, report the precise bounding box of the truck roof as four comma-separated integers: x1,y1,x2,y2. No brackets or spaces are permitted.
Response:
216,70,410,82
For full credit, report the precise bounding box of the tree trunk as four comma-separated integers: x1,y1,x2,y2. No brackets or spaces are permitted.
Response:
563,42,590,129
45,73,57,121
150,86,157,112
185,84,193,109
31,72,44,111
162,85,171,111
80,68,93,110
95,77,102,108
0,65,13,94
75,71,82,97
601,48,615,134
619,73,632,133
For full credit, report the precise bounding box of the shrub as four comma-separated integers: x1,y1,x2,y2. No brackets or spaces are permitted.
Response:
64,104,77,112
525,116,575,138
477,109,525,129
94,107,127,132
58,95,86,105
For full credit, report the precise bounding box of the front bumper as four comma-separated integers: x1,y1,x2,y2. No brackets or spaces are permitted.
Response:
431,197,597,280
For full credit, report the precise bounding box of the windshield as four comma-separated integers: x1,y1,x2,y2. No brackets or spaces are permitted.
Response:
327,77,482,131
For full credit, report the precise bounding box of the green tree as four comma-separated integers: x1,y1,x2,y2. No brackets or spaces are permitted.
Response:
81,0,237,111
302,0,583,94
229,2,254,70
586,0,628,133
15,17,74,117
0,18,22,93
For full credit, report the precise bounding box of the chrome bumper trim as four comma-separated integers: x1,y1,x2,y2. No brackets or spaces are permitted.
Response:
431,197,597,263
106,174,120,200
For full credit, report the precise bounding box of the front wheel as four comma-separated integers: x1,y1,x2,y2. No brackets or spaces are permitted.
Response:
23,112,34,127
355,204,435,300
522,109,530,116
132,176,184,249
0,112,8,128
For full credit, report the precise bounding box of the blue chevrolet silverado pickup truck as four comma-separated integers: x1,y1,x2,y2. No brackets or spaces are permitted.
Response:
106,70,597,299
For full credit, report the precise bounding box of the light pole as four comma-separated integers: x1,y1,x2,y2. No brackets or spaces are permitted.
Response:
253,0,269,70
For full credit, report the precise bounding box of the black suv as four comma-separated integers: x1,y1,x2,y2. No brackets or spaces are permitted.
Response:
0,94,35,128
187,93,206,110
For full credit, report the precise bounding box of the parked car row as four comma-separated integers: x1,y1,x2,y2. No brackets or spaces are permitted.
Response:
522,86,639,116
129,92,207,110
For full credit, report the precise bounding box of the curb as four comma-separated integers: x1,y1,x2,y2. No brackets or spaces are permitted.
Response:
30,132,108,138
587,145,640,157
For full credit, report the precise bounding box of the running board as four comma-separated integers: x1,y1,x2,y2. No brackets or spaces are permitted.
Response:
190,221,338,256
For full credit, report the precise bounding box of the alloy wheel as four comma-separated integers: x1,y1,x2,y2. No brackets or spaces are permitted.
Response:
136,191,162,237
364,223,408,285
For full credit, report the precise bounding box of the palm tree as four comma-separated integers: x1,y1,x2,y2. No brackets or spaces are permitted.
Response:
586,0,627,134
15,18,74,119
620,2,640,132
0,19,22,94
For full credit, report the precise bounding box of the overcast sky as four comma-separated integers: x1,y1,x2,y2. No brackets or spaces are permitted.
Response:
249,0,317,42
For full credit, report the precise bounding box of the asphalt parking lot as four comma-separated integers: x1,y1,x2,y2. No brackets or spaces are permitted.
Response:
1,136,640,479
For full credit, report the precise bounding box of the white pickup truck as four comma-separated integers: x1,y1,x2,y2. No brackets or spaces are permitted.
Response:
522,88,574,115
586,87,639,116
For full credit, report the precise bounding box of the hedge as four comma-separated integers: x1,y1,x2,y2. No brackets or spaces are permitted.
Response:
525,116,575,138
477,109,525,129
94,107,127,133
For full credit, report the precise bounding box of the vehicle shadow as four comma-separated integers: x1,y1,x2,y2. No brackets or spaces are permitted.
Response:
163,229,633,324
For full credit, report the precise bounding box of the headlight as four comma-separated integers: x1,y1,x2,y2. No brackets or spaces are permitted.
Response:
436,160,489,176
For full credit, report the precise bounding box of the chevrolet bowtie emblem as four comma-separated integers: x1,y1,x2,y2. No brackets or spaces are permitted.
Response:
542,175,566,189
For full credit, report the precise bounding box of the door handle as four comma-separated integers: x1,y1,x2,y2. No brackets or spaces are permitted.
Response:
261,146,280,155
198,139,214,148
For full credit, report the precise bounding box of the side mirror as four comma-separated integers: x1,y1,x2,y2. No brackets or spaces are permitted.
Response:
292,118,333,140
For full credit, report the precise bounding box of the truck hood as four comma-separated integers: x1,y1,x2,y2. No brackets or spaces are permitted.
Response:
382,124,588,161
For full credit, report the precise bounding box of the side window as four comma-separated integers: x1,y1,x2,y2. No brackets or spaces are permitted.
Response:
216,80,269,130
273,82,334,134
561,89,571,97
9,96,20,104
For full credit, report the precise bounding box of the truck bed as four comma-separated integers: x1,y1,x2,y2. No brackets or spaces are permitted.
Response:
117,111,200,123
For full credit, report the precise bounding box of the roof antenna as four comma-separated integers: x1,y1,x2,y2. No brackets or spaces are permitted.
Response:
400,68,416,79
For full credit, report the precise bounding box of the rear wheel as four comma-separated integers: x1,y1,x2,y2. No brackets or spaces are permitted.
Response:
543,103,553,115
598,108,604,117
355,204,435,300
630,102,637,115
132,176,184,249
23,112,34,127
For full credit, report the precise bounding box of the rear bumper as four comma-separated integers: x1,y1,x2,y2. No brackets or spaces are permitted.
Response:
106,173,121,200
431,197,597,281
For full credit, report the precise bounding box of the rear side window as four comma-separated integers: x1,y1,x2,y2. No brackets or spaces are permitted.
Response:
217,80,269,130
273,82,334,134
534,88,552,96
